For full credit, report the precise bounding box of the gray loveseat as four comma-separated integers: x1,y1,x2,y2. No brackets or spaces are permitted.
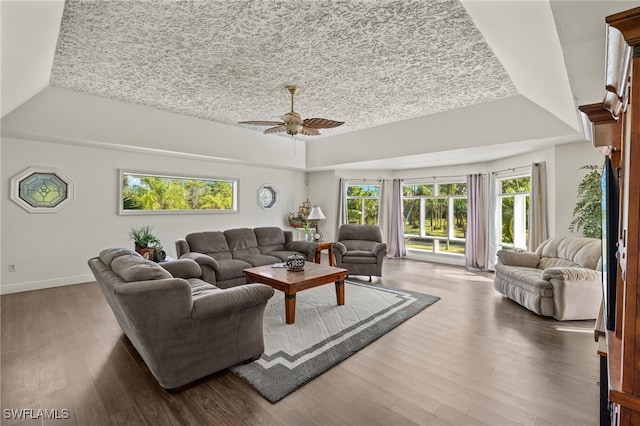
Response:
88,248,274,389
176,227,318,288
494,236,602,321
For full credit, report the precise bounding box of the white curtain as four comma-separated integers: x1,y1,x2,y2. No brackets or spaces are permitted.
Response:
336,178,347,235
528,162,548,250
387,178,406,258
465,174,486,270
379,179,392,243
487,172,500,271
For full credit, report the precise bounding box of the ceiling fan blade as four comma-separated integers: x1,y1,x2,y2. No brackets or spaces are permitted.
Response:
239,120,284,126
264,126,285,134
299,127,320,136
302,118,345,129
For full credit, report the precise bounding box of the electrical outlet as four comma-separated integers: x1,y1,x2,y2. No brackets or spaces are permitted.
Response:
8,264,15,272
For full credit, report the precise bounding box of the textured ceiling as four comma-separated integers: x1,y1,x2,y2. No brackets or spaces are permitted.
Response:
51,0,519,139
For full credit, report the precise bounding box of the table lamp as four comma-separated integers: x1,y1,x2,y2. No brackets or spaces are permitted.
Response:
307,206,326,241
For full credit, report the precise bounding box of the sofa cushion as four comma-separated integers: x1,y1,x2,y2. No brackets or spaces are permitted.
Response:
265,250,303,262
215,258,253,281
111,254,172,282
237,254,282,267
342,240,378,252
224,228,261,258
99,247,140,267
185,277,219,297
494,265,553,297
536,237,601,270
254,227,286,254
186,232,232,261
496,250,539,268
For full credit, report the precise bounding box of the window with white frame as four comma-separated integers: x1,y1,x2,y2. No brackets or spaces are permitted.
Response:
402,181,467,255
496,175,530,251
346,184,380,224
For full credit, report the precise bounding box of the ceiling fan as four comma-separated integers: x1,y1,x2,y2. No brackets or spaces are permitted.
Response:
239,86,345,136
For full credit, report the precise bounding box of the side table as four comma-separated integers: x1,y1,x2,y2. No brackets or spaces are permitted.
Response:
314,241,335,266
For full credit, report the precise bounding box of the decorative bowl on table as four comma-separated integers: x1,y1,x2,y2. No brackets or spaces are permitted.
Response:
286,254,305,271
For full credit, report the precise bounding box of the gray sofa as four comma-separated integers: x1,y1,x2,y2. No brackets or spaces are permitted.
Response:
494,236,602,321
88,248,274,389
176,227,317,288
332,224,387,281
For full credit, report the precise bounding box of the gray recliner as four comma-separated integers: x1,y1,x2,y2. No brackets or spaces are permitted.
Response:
332,224,387,281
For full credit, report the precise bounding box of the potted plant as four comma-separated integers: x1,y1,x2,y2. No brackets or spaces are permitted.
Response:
569,164,602,238
302,221,313,241
128,225,161,253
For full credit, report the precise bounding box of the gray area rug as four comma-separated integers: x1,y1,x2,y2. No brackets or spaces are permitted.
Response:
231,280,440,403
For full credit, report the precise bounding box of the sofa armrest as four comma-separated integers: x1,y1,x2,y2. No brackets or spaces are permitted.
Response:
191,283,274,320
160,259,201,279
285,240,318,261
542,267,603,321
542,267,601,281
496,250,540,268
372,243,388,257
179,252,219,270
175,238,190,258
178,253,219,285
332,242,347,256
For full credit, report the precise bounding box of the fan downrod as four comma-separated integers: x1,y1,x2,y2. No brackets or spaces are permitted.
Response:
286,85,299,113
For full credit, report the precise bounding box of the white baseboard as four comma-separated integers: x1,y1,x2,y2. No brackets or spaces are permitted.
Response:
0,274,95,295
406,249,466,266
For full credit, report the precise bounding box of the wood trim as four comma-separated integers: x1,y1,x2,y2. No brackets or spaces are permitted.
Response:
621,54,640,397
579,103,617,124
607,7,640,47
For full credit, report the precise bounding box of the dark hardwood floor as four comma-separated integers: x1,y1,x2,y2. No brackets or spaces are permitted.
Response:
1,257,599,425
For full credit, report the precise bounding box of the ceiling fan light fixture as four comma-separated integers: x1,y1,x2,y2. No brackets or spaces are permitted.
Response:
238,85,344,136
284,122,303,135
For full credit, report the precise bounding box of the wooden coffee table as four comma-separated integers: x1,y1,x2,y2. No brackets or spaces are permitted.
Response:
244,262,348,324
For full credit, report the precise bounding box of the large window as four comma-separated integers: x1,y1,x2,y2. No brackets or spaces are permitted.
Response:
496,176,530,251
346,184,380,224
402,182,467,255
120,170,238,215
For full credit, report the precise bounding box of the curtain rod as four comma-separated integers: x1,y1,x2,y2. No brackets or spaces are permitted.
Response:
344,174,484,183
491,164,532,175
344,164,535,182
402,173,484,182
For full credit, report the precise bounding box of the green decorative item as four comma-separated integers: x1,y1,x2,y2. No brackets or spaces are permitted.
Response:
569,165,602,238
128,225,161,251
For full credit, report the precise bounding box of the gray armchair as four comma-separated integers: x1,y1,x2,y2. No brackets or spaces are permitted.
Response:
332,224,387,281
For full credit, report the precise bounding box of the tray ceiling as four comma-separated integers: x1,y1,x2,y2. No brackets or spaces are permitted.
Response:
50,0,519,139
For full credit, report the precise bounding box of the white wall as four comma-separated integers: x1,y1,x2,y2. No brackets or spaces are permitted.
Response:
554,141,603,237
2,87,307,170
1,137,306,294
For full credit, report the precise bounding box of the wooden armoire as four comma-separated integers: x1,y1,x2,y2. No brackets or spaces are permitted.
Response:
579,7,640,426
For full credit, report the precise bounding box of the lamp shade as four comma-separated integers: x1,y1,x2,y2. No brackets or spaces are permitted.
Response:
307,206,326,220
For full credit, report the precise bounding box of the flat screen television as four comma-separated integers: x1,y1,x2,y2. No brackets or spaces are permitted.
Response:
601,156,619,331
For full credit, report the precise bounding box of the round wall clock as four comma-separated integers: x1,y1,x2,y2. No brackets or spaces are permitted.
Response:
257,184,278,210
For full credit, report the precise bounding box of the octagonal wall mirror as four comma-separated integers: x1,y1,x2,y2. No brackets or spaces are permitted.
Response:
257,183,278,210
10,166,75,213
